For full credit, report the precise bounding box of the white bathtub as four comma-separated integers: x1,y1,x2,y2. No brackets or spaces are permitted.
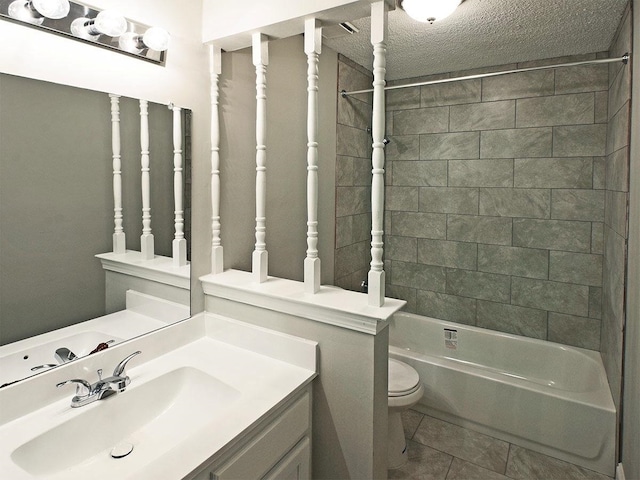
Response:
389,311,616,476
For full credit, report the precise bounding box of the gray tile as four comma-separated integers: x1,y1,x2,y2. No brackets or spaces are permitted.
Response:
447,215,512,246
337,124,370,158
336,155,354,186
386,186,419,211
516,93,594,127
514,157,593,189
518,53,596,69
476,301,547,339
553,124,606,157
336,186,370,217
481,128,552,158
446,269,511,303
549,251,603,286
513,219,591,253
413,416,509,474
551,189,605,222
478,244,548,279
604,190,628,238
420,132,480,160
479,188,550,219
392,211,447,239
482,69,554,101
402,409,424,439
589,286,603,319
605,147,629,192
391,261,446,292
334,241,370,280
446,458,510,480
548,313,601,350
603,226,627,329
418,239,477,270
511,277,589,317
394,107,450,135
335,216,353,248
387,135,420,161
449,160,514,188
419,187,479,215
352,213,370,243
606,104,630,155
554,64,609,94
608,63,631,119
338,95,371,130
338,59,372,98
506,444,610,480
393,161,448,186
387,86,421,111
353,158,372,186
592,222,604,254
386,285,417,314
387,236,418,262
593,156,606,189
594,91,608,124
450,101,515,132
416,290,477,325
421,79,481,107
388,440,452,480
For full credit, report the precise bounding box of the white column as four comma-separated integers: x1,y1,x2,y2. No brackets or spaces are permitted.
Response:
109,94,126,254
171,105,187,267
210,44,224,274
368,1,388,307
139,99,154,260
252,33,269,283
304,19,322,294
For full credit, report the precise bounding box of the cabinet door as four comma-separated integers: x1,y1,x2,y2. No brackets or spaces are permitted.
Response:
262,437,310,480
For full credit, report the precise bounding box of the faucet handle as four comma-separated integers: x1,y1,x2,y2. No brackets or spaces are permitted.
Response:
56,378,92,397
112,351,142,378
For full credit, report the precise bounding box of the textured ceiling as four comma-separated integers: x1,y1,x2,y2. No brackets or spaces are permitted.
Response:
323,0,629,80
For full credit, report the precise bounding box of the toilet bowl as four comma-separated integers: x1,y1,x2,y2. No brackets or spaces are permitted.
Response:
388,358,424,470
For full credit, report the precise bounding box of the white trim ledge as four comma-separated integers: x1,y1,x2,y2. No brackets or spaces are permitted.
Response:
200,269,405,335
96,250,190,289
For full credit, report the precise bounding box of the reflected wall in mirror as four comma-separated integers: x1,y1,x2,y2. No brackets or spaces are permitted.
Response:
0,73,191,385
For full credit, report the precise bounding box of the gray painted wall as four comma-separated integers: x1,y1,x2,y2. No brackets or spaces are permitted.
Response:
0,75,178,345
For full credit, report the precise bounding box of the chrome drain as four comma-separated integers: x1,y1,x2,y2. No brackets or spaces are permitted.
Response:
110,442,134,459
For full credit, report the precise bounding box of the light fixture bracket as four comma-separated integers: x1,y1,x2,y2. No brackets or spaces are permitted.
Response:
0,0,168,65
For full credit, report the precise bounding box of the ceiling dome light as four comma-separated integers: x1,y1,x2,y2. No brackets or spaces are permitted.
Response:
399,0,462,24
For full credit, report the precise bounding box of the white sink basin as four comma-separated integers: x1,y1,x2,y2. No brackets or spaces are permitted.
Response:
11,367,240,477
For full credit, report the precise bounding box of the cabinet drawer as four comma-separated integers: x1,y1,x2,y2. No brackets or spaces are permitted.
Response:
262,437,310,480
214,391,310,480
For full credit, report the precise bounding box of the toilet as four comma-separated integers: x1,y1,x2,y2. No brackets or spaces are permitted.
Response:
388,358,424,469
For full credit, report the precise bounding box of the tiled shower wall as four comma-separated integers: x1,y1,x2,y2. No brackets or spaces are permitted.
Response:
384,53,612,350
334,54,373,291
602,5,631,411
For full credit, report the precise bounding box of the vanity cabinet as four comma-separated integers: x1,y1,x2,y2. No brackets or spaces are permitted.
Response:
188,386,311,480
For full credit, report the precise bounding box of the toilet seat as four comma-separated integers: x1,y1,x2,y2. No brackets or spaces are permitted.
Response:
388,358,421,397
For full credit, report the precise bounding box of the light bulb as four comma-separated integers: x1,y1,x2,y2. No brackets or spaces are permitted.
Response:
118,31,144,53
400,0,462,23
143,27,170,51
8,1,43,24
94,10,127,37
32,0,70,19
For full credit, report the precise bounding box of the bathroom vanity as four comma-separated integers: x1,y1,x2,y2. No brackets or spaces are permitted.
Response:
0,314,317,479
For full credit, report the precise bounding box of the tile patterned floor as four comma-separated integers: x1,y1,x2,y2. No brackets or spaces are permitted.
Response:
388,410,613,480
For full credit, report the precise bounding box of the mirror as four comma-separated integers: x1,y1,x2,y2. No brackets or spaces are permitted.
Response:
0,72,191,386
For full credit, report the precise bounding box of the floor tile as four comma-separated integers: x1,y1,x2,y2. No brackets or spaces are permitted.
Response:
402,409,424,439
412,416,510,474
505,445,612,480
388,440,453,480
446,457,510,480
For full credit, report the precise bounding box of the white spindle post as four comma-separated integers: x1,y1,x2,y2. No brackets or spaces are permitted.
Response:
368,1,388,306
139,99,154,260
304,19,322,294
110,94,126,254
210,45,224,274
171,105,187,267
252,33,269,283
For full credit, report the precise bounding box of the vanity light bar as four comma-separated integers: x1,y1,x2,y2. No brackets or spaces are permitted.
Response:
0,0,169,65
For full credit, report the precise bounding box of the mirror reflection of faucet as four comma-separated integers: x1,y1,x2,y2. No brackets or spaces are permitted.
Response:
54,347,77,364
56,351,142,408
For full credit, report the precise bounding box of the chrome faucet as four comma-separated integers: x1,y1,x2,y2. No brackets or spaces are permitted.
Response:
56,351,141,408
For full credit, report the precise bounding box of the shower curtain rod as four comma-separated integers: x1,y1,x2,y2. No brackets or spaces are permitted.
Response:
340,53,630,97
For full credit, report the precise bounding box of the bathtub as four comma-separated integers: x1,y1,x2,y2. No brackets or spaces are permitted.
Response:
389,311,616,477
